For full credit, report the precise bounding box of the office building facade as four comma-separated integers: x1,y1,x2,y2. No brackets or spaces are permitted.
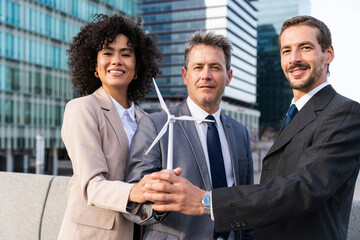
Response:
0,0,137,174
254,0,310,135
139,0,260,141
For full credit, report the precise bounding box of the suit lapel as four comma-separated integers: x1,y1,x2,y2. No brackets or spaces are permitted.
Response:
267,107,317,156
134,106,146,123
177,102,212,190
220,114,239,186
265,85,337,157
92,87,129,161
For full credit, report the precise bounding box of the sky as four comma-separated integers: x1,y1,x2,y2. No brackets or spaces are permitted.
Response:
311,0,360,102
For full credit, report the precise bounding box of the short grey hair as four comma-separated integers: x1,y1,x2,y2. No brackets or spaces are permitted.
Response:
184,31,232,71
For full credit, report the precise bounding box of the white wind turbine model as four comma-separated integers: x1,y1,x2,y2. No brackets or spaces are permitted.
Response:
145,78,214,170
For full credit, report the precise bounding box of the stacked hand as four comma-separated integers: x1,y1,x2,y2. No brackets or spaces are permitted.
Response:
129,173,160,204
142,168,205,216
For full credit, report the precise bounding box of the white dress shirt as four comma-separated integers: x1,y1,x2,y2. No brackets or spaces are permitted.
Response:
108,95,137,149
291,82,329,111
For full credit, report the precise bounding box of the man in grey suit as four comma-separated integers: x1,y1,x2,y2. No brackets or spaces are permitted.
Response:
143,16,360,240
126,31,254,239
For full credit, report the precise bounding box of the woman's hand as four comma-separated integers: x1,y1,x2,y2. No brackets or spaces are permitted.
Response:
128,168,182,203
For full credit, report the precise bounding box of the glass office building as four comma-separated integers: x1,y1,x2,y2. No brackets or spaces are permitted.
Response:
139,0,260,141
0,0,137,174
254,0,310,134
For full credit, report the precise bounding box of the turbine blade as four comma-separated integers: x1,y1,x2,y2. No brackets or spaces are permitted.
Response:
145,119,170,155
174,115,215,122
153,78,170,115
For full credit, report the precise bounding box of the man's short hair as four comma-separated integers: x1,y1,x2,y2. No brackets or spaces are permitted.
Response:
184,31,232,71
279,15,332,52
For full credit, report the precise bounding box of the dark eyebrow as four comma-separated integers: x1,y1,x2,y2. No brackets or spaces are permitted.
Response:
103,46,133,52
191,63,204,68
281,41,315,51
299,41,316,47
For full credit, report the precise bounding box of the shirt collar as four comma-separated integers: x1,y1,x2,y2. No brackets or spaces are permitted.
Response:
291,82,329,111
186,97,221,126
108,94,136,121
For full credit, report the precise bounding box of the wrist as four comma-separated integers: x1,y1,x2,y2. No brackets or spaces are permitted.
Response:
129,183,140,203
201,191,211,216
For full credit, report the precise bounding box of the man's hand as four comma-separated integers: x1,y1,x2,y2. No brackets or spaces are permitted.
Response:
143,167,205,216
128,168,183,204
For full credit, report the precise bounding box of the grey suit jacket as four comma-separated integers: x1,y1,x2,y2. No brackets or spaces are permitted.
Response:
126,101,254,240
212,85,360,240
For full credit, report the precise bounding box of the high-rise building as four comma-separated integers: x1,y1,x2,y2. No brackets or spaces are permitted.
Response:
0,0,137,175
138,0,260,141
254,0,310,136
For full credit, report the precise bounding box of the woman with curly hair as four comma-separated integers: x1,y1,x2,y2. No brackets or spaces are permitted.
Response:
58,14,161,240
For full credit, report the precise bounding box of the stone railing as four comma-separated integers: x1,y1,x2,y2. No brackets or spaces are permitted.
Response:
0,171,359,240
0,171,69,240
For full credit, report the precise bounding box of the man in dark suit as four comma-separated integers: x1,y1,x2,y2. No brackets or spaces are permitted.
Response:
143,16,360,240
126,31,254,239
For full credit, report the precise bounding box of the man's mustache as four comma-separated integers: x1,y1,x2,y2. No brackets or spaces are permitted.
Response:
286,63,311,72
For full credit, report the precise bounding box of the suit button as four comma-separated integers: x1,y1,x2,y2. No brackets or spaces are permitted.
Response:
230,223,236,229
140,212,148,220
240,221,247,227
235,222,241,228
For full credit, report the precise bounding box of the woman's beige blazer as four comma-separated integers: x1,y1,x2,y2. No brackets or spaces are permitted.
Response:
57,87,145,240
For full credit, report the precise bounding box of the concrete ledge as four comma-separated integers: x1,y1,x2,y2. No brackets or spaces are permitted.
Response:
0,172,70,240
41,176,70,240
0,171,359,240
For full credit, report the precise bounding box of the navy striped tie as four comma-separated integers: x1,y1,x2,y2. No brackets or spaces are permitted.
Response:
206,115,229,239
283,104,298,129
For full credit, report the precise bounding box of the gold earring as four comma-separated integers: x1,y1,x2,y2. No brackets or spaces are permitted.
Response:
133,73,138,80
94,72,99,78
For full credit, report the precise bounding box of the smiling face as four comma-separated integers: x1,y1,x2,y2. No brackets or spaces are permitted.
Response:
280,25,334,100
96,34,136,102
182,44,232,114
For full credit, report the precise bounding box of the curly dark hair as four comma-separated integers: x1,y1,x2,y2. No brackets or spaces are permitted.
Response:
67,14,161,104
